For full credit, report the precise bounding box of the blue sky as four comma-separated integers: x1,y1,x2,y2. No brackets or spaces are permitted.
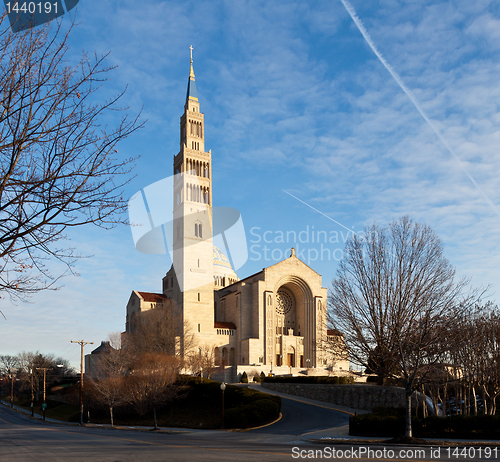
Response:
1,0,499,368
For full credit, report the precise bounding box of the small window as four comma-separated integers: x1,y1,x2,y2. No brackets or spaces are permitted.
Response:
195,222,202,237
198,323,200,332
198,293,200,301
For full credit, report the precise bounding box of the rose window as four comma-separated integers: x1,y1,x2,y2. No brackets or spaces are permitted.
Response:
276,289,293,315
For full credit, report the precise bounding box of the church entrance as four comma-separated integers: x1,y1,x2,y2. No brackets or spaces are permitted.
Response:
287,346,295,367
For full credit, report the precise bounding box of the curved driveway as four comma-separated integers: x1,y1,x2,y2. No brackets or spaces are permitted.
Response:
0,390,351,462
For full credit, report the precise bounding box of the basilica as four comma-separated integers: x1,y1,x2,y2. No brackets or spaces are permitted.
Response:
123,52,348,381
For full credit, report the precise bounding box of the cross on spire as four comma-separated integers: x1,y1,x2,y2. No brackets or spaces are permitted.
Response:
190,45,193,63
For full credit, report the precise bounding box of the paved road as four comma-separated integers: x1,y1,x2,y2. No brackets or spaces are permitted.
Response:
2,398,498,461
0,397,349,462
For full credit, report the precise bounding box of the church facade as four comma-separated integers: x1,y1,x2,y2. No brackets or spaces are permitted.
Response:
124,53,348,380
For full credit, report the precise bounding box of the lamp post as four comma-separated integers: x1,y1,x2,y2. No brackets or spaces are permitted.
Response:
306,358,310,370
30,368,34,417
200,367,203,383
10,368,15,408
220,382,226,429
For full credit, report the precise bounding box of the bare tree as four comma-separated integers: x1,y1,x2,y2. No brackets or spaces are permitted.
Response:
0,14,142,302
329,216,481,438
318,327,350,374
469,307,500,415
128,352,181,430
186,344,218,379
87,335,131,426
14,351,71,399
126,300,194,361
0,355,18,375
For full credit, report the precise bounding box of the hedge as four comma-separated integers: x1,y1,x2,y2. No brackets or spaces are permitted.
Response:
225,398,280,429
263,376,355,385
350,412,500,439
173,377,281,429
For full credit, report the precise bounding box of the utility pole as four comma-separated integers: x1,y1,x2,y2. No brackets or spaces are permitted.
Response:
36,367,50,421
71,340,93,425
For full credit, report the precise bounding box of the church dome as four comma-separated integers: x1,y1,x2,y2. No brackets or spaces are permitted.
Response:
213,246,232,269
213,245,238,286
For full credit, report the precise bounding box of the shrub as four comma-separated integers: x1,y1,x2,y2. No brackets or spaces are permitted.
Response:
260,371,266,381
240,372,248,383
224,398,280,429
253,374,261,383
371,406,405,417
262,375,355,385
350,414,405,437
350,413,500,438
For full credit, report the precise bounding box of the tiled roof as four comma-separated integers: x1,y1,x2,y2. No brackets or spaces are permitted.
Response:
137,291,168,303
214,321,237,330
213,246,233,269
327,329,343,336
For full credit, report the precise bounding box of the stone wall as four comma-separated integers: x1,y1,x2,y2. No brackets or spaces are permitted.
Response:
261,383,406,411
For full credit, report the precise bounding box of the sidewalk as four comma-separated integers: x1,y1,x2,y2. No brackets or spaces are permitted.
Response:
1,399,80,426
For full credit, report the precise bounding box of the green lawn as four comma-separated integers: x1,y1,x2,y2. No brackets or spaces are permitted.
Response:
3,379,281,429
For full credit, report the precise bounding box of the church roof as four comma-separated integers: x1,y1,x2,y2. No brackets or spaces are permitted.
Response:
327,329,343,336
214,321,237,330
137,291,168,303
213,246,233,269
90,341,115,355
186,62,198,102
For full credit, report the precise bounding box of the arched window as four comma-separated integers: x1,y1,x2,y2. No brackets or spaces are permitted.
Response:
195,222,202,238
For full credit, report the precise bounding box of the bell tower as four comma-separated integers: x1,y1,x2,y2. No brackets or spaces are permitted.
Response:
171,47,215,352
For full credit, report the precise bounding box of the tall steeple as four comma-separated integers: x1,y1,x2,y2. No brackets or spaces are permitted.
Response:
186,45,198,104
169,46,214,354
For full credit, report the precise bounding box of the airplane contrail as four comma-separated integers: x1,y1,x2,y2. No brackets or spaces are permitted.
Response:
339,0,500,218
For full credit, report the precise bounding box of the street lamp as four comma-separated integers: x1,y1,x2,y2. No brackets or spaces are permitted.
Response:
220,382,226,429
10,368,16,408
30,368,34,417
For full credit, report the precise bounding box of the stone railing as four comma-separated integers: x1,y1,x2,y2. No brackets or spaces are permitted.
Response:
261,383,406,411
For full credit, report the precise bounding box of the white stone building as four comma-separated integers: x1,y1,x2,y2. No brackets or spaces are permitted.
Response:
124,53,348,381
